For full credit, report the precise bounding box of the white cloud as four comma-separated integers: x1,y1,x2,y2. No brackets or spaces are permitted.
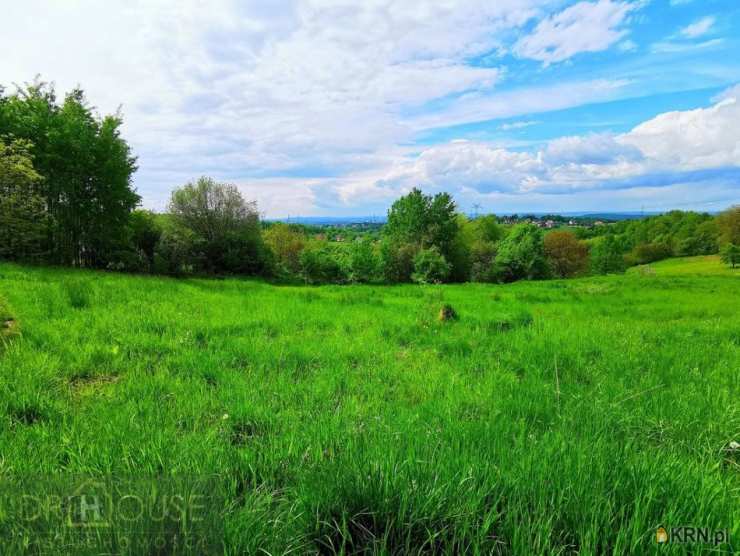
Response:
2,0,736,216
513,0,641,65
0,0,547,207
651,38,723,54
622,92,740,170
370,88,740,197
408,78,630,130
500,120,540,131
545,133,642,165
680,16,715,39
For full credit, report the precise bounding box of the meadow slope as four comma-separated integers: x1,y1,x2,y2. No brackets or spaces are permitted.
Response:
0,259,738,554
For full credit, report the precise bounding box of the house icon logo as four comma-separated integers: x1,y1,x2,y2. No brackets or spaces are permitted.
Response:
656,526,668,544
66,479,111,528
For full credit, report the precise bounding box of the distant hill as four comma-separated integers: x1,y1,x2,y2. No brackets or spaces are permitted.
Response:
269,212,664,226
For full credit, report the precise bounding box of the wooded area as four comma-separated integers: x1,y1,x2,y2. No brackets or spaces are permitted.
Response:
2,82,738,282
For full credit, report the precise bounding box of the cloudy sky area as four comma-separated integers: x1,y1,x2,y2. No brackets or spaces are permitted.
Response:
2,0,739,216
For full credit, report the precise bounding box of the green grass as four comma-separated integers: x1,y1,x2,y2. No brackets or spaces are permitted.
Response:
629,255,738,277
0,259,738,554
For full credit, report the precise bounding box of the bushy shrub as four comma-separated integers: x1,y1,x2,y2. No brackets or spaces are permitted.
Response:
169,177,267,274
348,238,379,283
590,236,626,275
627,242,672,265
153,220,200,276
544,230,589,278
720,243,739,268
412,247,451,284
469,240,497,282
380,240,416,283
264,223,305,277
300,243,347,284
494,224,548,282
128,210,162,270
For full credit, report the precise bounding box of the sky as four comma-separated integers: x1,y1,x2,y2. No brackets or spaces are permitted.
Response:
1,0,740,217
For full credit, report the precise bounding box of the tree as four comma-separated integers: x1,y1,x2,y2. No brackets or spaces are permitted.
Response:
716,206,740,247
494,224,548,282
348,238,378,283
412,246,451,284
127,210,161,271
460,215,502,282
264,223,305,276
590,235,626,275
628,242,671,265
468,215,503,243
544,230,589,278
384,188,429,246
380,239,416,283
469,240,497,282
169,176,266,274
384,188,461,281
720,243,739,268
300,242,346,284
0,139,48,260
153,218,200,276
0,81,139,266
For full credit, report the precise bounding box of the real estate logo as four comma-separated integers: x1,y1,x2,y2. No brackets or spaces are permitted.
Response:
656,527,668,544
655,525,729,546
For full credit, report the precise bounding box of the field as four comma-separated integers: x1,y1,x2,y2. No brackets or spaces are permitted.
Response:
628,255,738,277
0,259,738,554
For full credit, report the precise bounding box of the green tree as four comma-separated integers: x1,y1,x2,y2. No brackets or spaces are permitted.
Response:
264,223,305,276
494,224,548,282
348,238,379,283
544,230,589,278
590,235,626,275
128,210,162,271
380,239,416,283
460,215,502,282
0,81,139,266
716,206,740,247
300,242,346,284
627,242,671,265
169,176,266,274
412,246,451,284
0,139,48,260
153,218,200,276
383,188,461,281
720,243,739,268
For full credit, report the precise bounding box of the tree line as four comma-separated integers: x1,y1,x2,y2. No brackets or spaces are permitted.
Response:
2,82,738,282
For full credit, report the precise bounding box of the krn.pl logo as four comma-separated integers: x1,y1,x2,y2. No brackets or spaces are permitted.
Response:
656,526,668,544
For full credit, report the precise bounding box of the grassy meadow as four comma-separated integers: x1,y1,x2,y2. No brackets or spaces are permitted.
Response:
0,259,738,554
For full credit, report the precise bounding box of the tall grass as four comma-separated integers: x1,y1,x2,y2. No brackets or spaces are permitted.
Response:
0,260,737,554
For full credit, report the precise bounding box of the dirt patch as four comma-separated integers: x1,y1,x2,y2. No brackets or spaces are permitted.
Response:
68,373,120,398
1,318,19,343
438,304,458,322
1,318,17,334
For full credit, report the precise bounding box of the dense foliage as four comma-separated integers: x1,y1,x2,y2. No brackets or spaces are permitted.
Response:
0,82,139,266
0,139,47,261
1,81,736,284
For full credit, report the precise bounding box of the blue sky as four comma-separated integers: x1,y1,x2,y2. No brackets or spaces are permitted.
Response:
2,0,739,216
